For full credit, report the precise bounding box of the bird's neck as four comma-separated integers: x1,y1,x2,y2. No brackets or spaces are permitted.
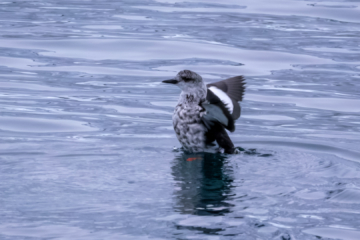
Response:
178,87,207,107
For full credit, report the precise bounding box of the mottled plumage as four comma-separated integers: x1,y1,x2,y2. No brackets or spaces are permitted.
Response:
163,70,246,153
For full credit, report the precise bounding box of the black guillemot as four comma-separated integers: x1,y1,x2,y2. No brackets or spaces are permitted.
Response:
162,70,246,154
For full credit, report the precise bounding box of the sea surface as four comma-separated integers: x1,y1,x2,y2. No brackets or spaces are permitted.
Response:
1,0,360,239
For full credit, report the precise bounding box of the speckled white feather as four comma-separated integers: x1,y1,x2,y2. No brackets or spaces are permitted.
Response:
170,70,208,152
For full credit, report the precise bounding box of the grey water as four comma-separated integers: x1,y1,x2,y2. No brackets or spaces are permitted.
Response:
0,0,360,239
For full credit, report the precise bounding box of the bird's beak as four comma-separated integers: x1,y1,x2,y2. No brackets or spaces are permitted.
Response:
162,79,178,84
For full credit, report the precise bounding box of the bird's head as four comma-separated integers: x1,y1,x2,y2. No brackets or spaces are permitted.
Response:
162,70,204,93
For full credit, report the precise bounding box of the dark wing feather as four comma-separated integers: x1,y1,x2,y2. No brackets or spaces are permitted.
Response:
207,76,245,120
232,99,241,120
201,89,235,132
205,123,235,153
207,76,246,102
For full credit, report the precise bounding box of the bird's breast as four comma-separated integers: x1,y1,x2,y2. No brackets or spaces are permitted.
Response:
172,104,206,152
173,104,204,124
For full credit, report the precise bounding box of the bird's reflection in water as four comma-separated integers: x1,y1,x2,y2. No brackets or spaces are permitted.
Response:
171,152,234,216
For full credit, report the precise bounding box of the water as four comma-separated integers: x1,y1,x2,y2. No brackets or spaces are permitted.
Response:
0,0,360,239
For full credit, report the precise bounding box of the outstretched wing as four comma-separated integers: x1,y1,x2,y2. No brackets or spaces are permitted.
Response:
207,76,246,102
201,87,235,132
201,76,246,132
207,76,246,120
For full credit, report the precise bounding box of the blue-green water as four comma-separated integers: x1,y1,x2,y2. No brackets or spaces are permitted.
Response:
1,0,360,239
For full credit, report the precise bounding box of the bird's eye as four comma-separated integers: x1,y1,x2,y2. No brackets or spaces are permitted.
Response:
182,76,192,82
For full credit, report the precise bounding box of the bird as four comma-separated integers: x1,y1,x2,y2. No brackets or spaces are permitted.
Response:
162,70,245,154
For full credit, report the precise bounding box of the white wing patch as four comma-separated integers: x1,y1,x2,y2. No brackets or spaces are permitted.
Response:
208,86,233,114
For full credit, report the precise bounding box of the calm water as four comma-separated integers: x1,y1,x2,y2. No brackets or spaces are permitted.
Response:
1,0,360,239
